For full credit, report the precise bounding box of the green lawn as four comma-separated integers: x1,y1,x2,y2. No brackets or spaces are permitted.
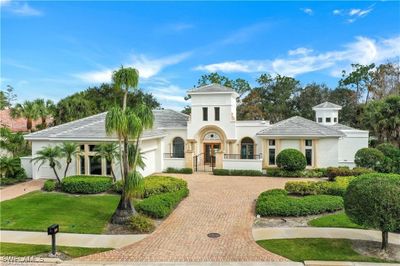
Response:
257,238,390,262
308,212,366,229
0,242,112,258
0,191,119,234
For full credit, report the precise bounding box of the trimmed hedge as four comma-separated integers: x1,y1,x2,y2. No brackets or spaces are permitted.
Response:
129,214,155,233
213,169,263,176
43,180,57,192
164,167,193,174
355,148,385,170
61,175,113,194
285,176,356,197
326,166,373,181
276,149,307,171
0,177,24,186
112,176,187,198
135,188,189,218
266,168,326,178
256,189,344,217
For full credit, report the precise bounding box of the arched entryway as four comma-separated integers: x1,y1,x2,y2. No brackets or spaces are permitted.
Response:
195,125,227,170
240,137,255,159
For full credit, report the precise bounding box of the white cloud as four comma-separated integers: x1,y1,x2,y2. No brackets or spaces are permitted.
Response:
152,94,186,103
333,9,342,15
288,47,313,56
3,2,43,16
301,8,313,15
194,35,400,77
75,52,191,83
349,8,372,17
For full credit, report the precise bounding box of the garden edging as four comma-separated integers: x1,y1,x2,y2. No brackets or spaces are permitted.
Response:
252,227,400,244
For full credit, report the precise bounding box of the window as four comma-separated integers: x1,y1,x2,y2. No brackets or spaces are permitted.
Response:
80,155,86,175
214,107,220,121
80,145,85,152
89,156,102,175
202,107,208,121
269,149,276,165
172,137,185,158
269,139,276,146
334,117,337,123
240,137,254,159
326,117,331,123
305,139,312,147
106,160,112,176
89,145,96,152
318,117,322,123
305,149,312,166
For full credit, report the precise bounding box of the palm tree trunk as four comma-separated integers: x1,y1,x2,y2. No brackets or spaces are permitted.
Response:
27,119,32,132
41,116,47,128
123,137,129,180
52,167,61,183
111,194,136,224
381,231,389,250
123,90,128,111
64,160,71,178
110,167,116,183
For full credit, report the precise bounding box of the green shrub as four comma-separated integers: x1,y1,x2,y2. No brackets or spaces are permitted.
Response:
43,180,57,192
351,167,375,176
61,175,113,194
355,148,385,170
112,180,123,193
135,188,189,218
376,143,400,160
141,176,187,198
285,176,356,197
0,177,21,186
326,166,352,181
345,173,400,249
256,189,343,217
213,169,263,176
129,214,155,233
164,167,193,174
276,149,307,171
266,168,325,178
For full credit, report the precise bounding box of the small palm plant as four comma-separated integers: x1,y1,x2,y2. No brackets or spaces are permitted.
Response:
60,142,78,178
31,146,62,183
10,100,39,132
94,143,119,182
0,157,20,178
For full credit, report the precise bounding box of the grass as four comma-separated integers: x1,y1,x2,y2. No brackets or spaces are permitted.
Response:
257,238,389,262
308,211,366,229
0,242,112,258
0,191,119,234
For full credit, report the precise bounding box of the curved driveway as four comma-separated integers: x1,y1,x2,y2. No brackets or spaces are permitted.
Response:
81,173,294,262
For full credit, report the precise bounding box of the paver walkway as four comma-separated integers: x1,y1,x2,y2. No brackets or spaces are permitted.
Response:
0,179,45,202
81,173,297,262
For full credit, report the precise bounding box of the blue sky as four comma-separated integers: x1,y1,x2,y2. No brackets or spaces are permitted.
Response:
1,1,399,110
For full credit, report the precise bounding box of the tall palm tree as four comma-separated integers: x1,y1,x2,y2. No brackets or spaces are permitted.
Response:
94,143,119,182
31,146,62,183
105,66,154,224
10,100,39,132
0,157,20,178
60,142,78,178
34,99,55,128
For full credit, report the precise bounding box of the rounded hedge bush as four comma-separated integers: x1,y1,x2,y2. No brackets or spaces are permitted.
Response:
256,189,343,217
344,173,400,249
130,214,155,233
61,175,113,194
43,180,57,192
354,148,385,170
276,149,307,171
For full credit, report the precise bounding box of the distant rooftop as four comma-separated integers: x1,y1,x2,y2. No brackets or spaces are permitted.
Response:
188,83,237,94
313,101,342,109
257,116,344,137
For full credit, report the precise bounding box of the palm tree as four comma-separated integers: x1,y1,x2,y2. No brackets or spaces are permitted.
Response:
128,143,145,171
31,146,62,183
60,142,78,178
10,100,39,132
0,127,27,157
34,99,55,128
0,157,20,178
94,143,119,181
105,66,154,224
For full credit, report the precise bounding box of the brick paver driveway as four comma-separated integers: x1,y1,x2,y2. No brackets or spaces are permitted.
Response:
82,173,294,262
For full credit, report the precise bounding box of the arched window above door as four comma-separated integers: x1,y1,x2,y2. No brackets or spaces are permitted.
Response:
241,137,254,159
204,132,221,141
172,137,185,158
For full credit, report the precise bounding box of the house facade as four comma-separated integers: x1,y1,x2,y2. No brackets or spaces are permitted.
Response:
24,84,369,179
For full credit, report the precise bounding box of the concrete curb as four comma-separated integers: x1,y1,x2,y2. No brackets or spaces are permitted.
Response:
0,230,148,248
252,227,400,245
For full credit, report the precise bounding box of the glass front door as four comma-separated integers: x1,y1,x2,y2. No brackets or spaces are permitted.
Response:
204,143,220,166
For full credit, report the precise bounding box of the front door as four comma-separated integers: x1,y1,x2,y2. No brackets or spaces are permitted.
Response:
204,143,220,166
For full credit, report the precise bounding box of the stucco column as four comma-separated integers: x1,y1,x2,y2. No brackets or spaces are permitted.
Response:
215,150,224,169
300,139,305,155
263,139,269,168
313,139,318,168
185,151,194,169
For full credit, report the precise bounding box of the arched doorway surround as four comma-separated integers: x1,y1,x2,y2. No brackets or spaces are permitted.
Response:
195,125,227,166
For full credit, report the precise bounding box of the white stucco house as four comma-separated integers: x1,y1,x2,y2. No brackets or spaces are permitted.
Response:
23,84,369,179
